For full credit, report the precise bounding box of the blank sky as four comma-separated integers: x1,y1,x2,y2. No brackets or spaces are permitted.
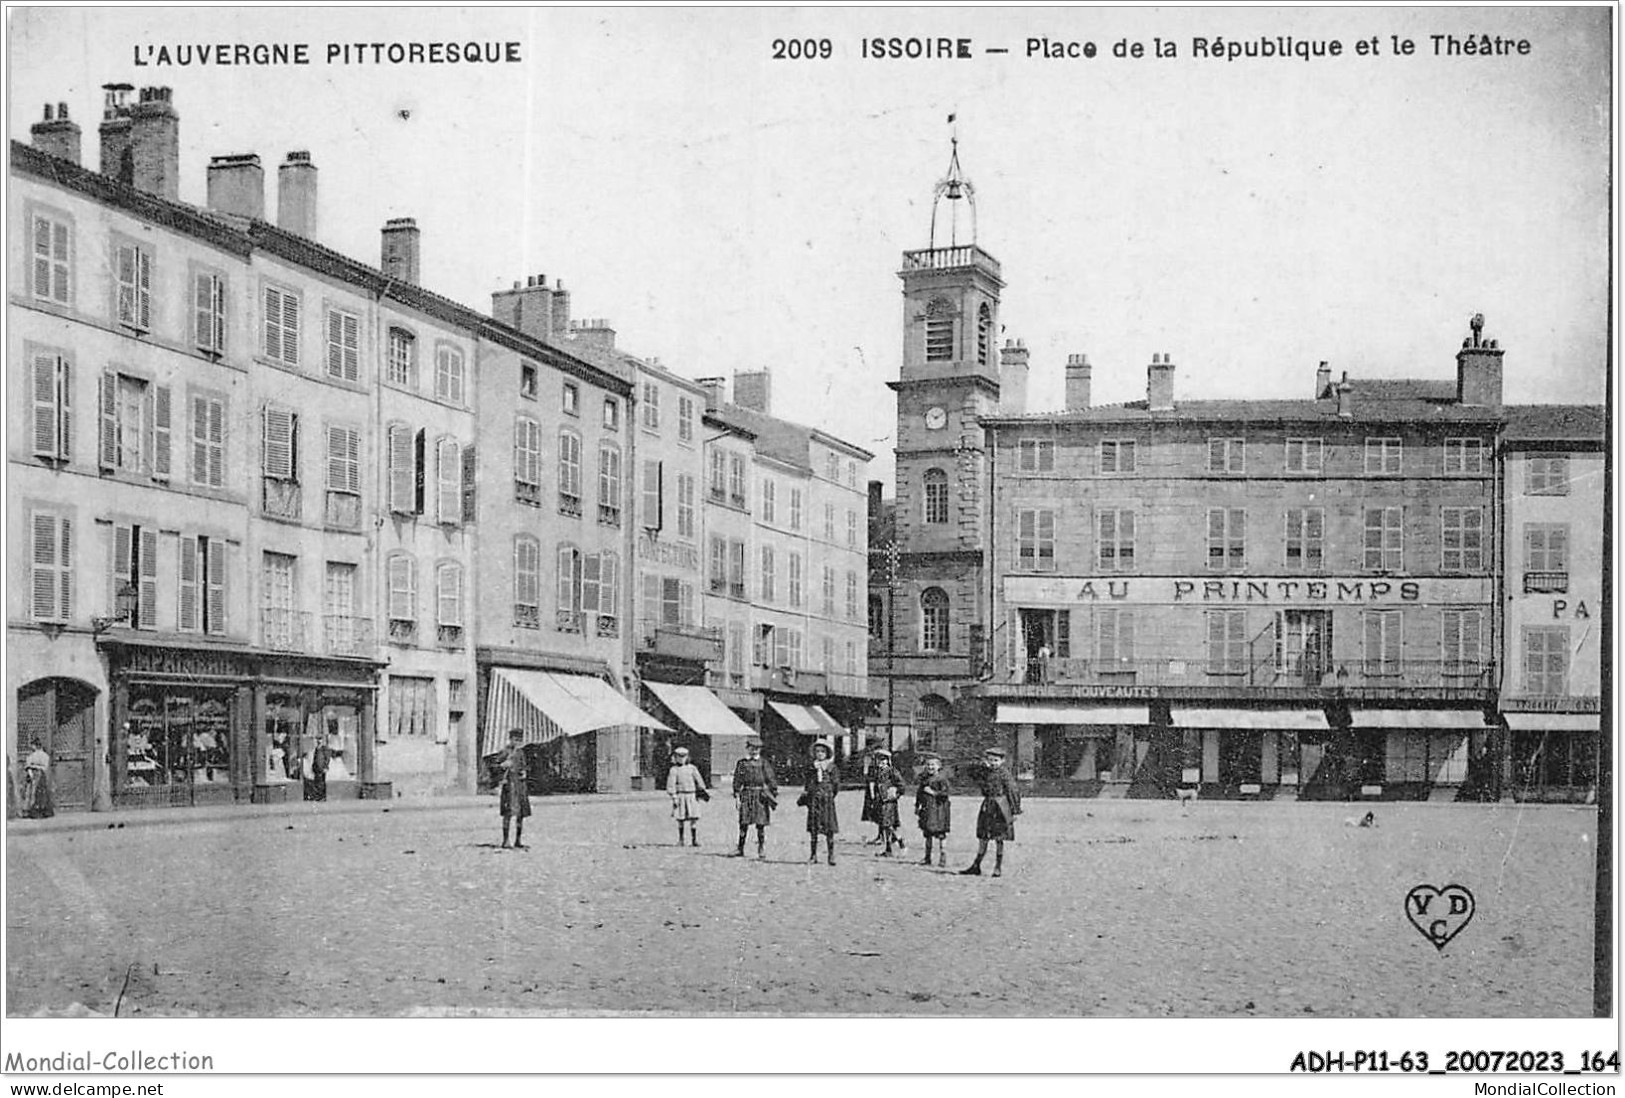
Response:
10,7,1610,487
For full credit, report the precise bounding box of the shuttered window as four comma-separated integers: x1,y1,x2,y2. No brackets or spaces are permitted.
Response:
514,536,541,628
598,443,622,526
116,242,152,330
386,328,415,387
190,394,226,488
30,512,72,623
557,544,583,630
179,535,200,631
263,284,300,366
1098,608,1136,664
31,352,70,462
642,460,663,530
1206,609,1248,674
177,536,226,635
1363,507,1404,572
194,271,226,353
98,372,169,479
1207,508,1246,571
435,345,465,403
436,437,461,524
1362,610,1403,673
205,539,226,634
152,384,172,481
262,406,299,480
1017,509,1056,571
596,552,620,633
387,423,415,513
1441,609,1483,673
387,554,417,622
436,562,464,627
326,425,361,494
112,524,159,630
32,213,71,304
326,308,360,381
514,416,542,503
676,473,695,537
558,430,582,517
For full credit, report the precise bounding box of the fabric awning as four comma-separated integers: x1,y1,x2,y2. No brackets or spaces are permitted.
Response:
1171,708,1329,731
996,703,1149,725
1351,708,1487,730
1502,712,1600,732
487,669,669,748
768,701,845,737
647,682,757,738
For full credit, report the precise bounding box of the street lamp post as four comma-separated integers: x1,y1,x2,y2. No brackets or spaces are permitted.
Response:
885,539,900,755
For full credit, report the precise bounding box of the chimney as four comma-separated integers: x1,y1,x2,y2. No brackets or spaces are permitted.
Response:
129,86,179,199
868,479,884,519
1455,313,1504,409
1336,371,1354,418
1315,360,1333,399
380,218,421,284
31,102,81,165
571,318,617,352
733,368,772,413
98,83,135,184
551,280,572,337
277,151,318,239
999,339,1030,414
696,377,726,412
1146,353,1176,412
492,274,556,341
1064,352,1093,412
206,154,264,220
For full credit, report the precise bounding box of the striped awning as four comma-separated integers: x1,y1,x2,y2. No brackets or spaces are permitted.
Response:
1351,708,1487,730
767,701,845,737
486,669,669,750
647,682,757,738
1171,708,1329,731
1502,712,1599,732
996,703,1149,725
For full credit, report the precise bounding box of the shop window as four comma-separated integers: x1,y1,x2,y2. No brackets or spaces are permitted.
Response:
126,689,232,793
389,676,437,740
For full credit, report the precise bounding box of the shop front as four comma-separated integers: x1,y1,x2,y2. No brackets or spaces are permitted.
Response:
996,702,1154,796
481,667,669,793
762,699,844,783
644,681,757,787
1170,707,1328,799
1504,709,1599,804
1342,708,1489,802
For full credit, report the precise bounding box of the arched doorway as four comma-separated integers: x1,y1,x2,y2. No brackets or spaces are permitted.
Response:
914,694,955,758
16,678,99,811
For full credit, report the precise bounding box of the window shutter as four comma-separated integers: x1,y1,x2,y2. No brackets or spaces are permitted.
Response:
413,429,427,515
601,553,618,618
32,217,52,298
581,553,601,614
32,354,59,458
388,555,414,620
461,444,478,524
98,371,118,470
437,563,462,626
263,406,295,479
206,399,225,487
643,574,660,627
388,425,413,512
58,517,73,620
136,527,158,628
1121,611,1136,662
31,513,60,621
557,546,578,614
281,290,299,365
327,310,344,377
152,385,172,480
437,437,460,524
211,274,226,351
263,286,281,360
117,244,136,324
191,396,209,484
136,248,152,330
195,273,214,348
178,535,200,631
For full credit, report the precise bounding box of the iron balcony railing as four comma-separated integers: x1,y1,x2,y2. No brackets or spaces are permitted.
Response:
323,614,376,657
825,671,869,698
1523,571,1569,594
999,655,1495,691
261,608,311,652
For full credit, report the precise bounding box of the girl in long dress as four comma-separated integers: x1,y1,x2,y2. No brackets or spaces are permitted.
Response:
22,740,55,819
799,740,841,866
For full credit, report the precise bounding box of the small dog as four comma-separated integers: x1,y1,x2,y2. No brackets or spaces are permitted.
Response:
1343,811,1378,828
1176,786,1198,815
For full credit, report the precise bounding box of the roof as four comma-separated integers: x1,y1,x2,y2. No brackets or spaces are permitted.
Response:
706,404,814,473
701,412,756,441
11,140,631,396
1502,404,1606,444
982,392,1503,428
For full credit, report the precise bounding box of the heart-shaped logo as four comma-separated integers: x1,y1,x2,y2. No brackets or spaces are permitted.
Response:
1406,884,1476,951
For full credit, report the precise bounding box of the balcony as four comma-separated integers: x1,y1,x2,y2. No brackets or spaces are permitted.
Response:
323,614,376,657
639,620,723,662
825,671,869,699
559,492,583,519
752,665,828,696
261,608,311,652
982,654,1495,700
1523,571,1569,594
901,244,1002,277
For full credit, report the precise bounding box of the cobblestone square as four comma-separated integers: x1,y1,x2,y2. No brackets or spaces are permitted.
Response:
5,795,1597,1017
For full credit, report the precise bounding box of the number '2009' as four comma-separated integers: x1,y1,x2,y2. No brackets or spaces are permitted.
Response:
773,38,832,59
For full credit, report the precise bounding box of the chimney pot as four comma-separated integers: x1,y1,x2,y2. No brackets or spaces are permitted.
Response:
1147,353,1176,412
1455,313,1504,408
32,97,83,165
206,153,265,220
381,217,422,284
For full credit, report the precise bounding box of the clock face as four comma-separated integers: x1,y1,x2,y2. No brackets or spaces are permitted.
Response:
924,406,947,430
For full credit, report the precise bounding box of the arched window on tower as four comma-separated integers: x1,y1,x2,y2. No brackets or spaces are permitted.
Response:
925,298,954,362
923,468,949,525
977,303,991,367
921,587,951,652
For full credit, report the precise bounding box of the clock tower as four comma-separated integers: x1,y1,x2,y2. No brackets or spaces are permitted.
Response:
878,134,1004,756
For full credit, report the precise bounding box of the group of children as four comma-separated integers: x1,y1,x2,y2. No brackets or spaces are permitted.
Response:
490,727,1023,877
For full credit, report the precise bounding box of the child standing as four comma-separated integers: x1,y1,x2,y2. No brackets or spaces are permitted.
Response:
731,738,778,859
799,740,841,865
498,728,531,850
869,748,906,856
914,752,951,867
666,746,708,847
961,746,1021,877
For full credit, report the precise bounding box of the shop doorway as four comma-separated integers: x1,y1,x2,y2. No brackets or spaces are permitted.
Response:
16,678,98,810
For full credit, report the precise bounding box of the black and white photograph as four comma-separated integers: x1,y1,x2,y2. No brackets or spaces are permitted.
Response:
2,3,1616,1083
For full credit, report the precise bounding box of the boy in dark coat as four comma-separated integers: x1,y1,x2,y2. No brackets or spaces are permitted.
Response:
798,740,841,865
914,752,951,867
869,748,906,856
498,728,532,850
961,746,1021,877
731,739,778,859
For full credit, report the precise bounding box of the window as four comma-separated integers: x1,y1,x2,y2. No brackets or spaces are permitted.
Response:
99,372,172,480
389,677,437,740
925,298,954,361
520,361,538,399
848,460,858,489
1207,438,1244,474
30,352,71,463
977,303,992,366
558,430,583,517
657,577,694,629
597,443,622,526
110,524,160,631
1017,509,1056,571
923,468,949,524
1362,610,1403,675
1098,608,1136,665
1527,454,1570,496
761,478,776,524
1207,508,1246,570
1444,438,1485,475
386,423,424,516
845,571,859,621
261,404,300,519
1442,609,1484,675
642,382,661,430
324,424,360,528
787,630,804,671
678,396,694,442
1440,507,1484,572
643,460,664,530
262,284,299,365
436,437,461,525
556,544,584,631
1523,627,1569,695
709,536,727,594
1206,609,1248,674
513,536,541,628
117,241,153,331
921,588,951,652
789,488,803,531
175,536,227,636
514,416,542,504
760,546,776,602
386,553,417,640
193,271,226,354
1524,524,1569,592
754,623,775,667
822,566,837,616
1364,437,1402,475
1285,437,1323,474
585,551,619,636
1097,510,1135,571
29,512,72,623
676,473,695,538
315,307,360,382
436,346,466,404
1099,439,1136,474
822,634,835,673
826,453,841,482
603,397,619,430
1018,440,1055,473
1285,507,1324,570
436,562,464,641
789,552,803,608
869,594,885,640
728,540,746,599
823,503,835,542
562,381,579,417
1363,507,1403,571
261,551,297,647
323,562,357,653
728,455,746,507
31,212,71,304
728,624,746,684
846,509,857,548
707,448,728,502
386,328,416,387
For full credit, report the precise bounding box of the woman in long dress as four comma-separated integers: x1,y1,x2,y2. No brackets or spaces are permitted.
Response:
22,740,55,819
